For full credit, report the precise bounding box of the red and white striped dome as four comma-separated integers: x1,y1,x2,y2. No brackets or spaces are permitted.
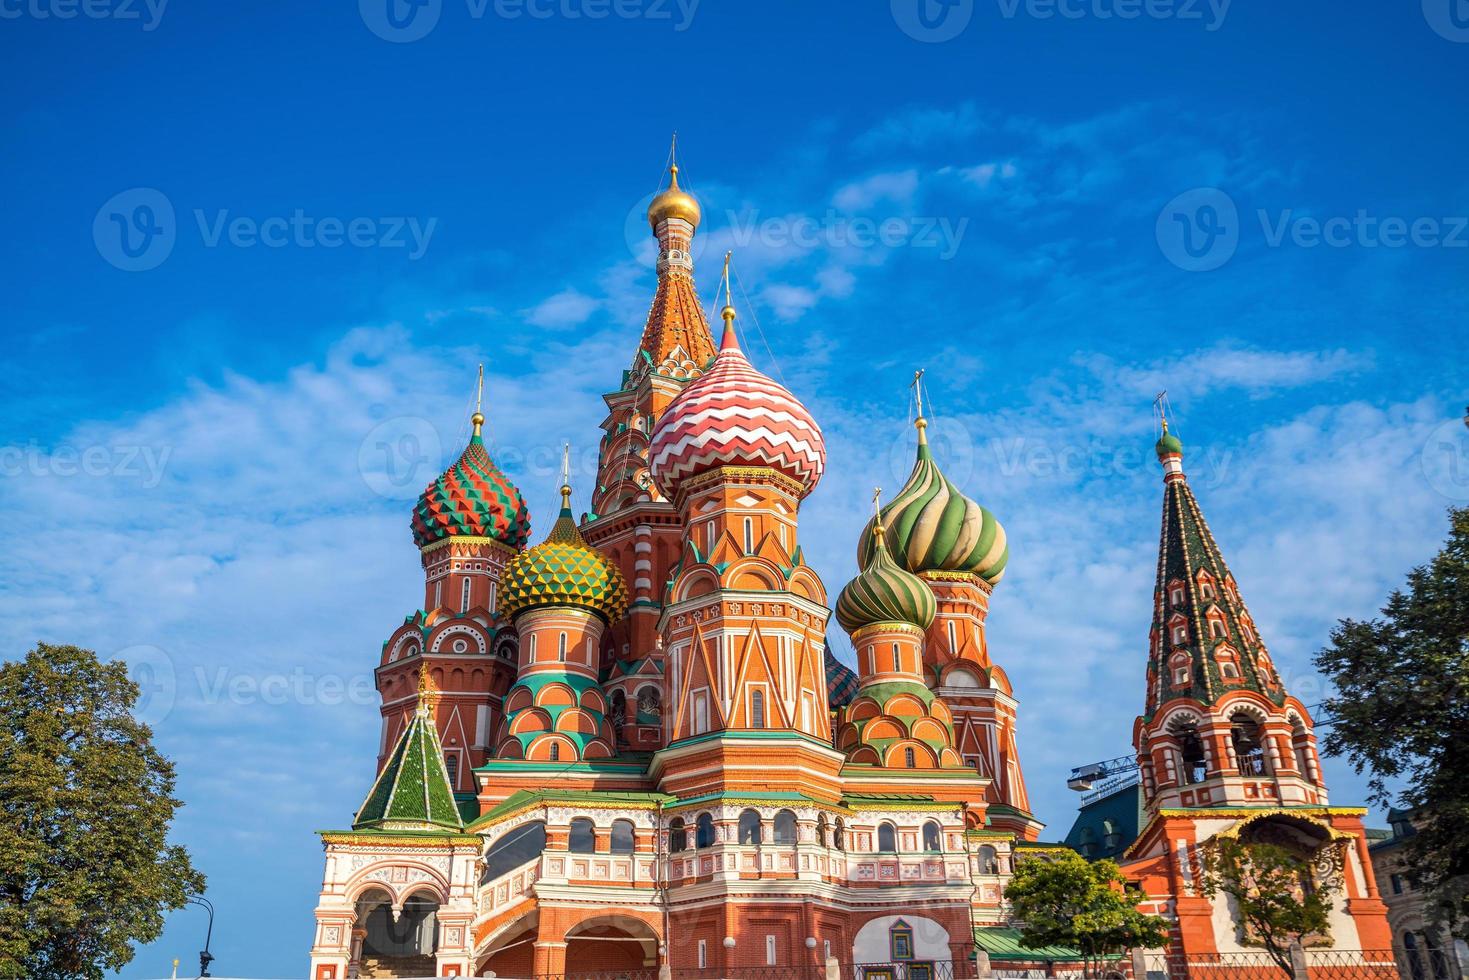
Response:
649,324,825,499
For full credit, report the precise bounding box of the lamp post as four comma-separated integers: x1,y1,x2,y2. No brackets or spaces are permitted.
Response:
185,896,215,978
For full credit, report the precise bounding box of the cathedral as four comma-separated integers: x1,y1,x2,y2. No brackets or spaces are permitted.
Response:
306,158,1393,979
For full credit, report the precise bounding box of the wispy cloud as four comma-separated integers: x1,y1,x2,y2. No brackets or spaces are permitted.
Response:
525,287,601,329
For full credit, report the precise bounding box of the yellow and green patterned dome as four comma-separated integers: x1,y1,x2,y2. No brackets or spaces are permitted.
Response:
836,519,937,635
859,418,1008,585
501,487,630,623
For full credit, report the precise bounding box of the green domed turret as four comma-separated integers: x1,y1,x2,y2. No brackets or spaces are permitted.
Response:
836,514,937,635
1155,420,1183,460
858,418,1008,585
501,484,629,623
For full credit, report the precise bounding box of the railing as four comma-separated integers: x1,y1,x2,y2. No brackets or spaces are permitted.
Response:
1141,949,1399,980
851,963,958,980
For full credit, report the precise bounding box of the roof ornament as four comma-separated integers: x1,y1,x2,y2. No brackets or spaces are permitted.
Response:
1153,390,1185,471
871,486,885,537
718,251,738,349
910,368,929,445
560,442,572,509
417,667,438,716
472,363,485,438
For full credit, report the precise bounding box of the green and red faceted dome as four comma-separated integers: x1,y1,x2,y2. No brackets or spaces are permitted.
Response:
411,414,531,550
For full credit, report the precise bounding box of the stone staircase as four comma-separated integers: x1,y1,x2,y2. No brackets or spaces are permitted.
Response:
357,953,437,978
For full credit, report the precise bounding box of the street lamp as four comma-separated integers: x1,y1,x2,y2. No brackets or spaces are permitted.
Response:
185,896,215,978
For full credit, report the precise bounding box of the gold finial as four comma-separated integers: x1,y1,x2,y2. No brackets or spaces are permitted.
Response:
560,442,572,508
1154,389,1168,433
871,486,886,537
720,251,736,325
471,364,485,436
418,668,438,714
910,369,929,445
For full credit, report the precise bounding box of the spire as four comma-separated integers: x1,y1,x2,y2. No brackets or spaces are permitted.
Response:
718,251,739,351
1154,392,1184,482
911,369,930,448
353,669,463,832
472,363,485,439
1146,423,1282,716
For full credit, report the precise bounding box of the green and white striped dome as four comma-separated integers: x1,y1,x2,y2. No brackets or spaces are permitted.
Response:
858,420,1009,585
835,525,937,634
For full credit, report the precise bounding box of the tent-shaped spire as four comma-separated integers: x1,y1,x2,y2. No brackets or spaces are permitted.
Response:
353,673,463,832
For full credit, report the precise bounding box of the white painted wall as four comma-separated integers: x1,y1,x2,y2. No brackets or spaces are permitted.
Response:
852,915,951,966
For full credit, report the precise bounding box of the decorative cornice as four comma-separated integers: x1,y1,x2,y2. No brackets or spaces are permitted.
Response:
849,621,927,643
676,464,807,501
419,535,518,557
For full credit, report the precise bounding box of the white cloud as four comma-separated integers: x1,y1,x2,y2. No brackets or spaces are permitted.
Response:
525,287,600,329
832,170,920,211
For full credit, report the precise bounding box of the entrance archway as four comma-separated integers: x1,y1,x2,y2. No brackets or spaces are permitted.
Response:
565,914,660,979
353,887,439,978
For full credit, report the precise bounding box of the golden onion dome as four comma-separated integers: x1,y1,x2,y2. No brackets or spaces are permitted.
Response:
500,486,630,623
647,165,701,230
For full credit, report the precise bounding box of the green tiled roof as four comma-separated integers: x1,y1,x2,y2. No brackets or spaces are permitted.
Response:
467,788,673,831
354,705,463,833
974,927,1093,963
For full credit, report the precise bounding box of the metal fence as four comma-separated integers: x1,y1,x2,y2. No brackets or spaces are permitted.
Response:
1141,949,1399,980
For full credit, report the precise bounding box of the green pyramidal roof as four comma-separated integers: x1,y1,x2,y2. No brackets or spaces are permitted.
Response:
354,705,463,833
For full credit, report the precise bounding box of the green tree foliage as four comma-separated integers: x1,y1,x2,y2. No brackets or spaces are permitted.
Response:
0,644,204,980
1004,851,1169,977
1199,838,1330,976
1314,506,1469,925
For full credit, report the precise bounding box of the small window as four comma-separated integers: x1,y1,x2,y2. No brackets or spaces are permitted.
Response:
529,634,537,663
978,844,998,874
878,822,896,852
698,940,707,969
558,632,567,662
743,517,754,553
774,809,797,845
1173,625,1188,644
922,821,941,852
669,817,687,853
750,690,765,729
1390,873,1404,895
434,580,443,609
569,817,595,853
1201,584,1215,600
695,813,715,848
549,741,559,762
1220,662,1240,679
610,819,635,855
1211,621,1226,638
766,935,777,965
890,920,914,961
444,753,459,788
705,521,714,555
947,620,957,654
489,581,497,613
833,818,845,851
1174,666,1190,686
739,809,762,845
461,576,472,613
904,746,916,768
892,643,901,673
1171,588,1184,606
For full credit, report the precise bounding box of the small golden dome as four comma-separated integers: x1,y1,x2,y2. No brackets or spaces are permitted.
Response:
647,165,701,230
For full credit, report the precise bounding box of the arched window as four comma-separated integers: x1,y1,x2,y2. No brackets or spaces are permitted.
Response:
568,817,596,854
816,814,829,847
695,813,715,848
1102,819,1121,849
904,746,916,768
482,821,546,881
610,689,627,737
529,634,537,663
891,643,901,673
833,817,845,851
460,577,472,613
444,753,458,788
739,809,762,845
877,822,897,853
1231,712,1269,776
750,690,765,729
922,820,941,852
610,819,635,855
669,817,687,853
548,741,559,762
946,620,957,655
1171,719,1207,784
558,632,567,662
1211,620,1226,638
636,685,661,724
977,844,998,874
743,517,754,553
773,809,797,845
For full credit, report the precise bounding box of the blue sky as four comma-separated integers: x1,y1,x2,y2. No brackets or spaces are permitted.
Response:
3,1,1467,976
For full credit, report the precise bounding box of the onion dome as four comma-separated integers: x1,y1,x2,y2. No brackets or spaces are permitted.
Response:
824,644,860,709
411,412,531,550
859,417,1008,584
836,508,938,634
501,482,630,623
649,300,825,500
1156,419,1183,459
647,164,701,230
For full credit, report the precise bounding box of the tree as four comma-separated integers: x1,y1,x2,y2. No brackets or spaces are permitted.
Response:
1199,838,1331,976
0,644,204,980
1313,505,1469,926
1003,851,1169,977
